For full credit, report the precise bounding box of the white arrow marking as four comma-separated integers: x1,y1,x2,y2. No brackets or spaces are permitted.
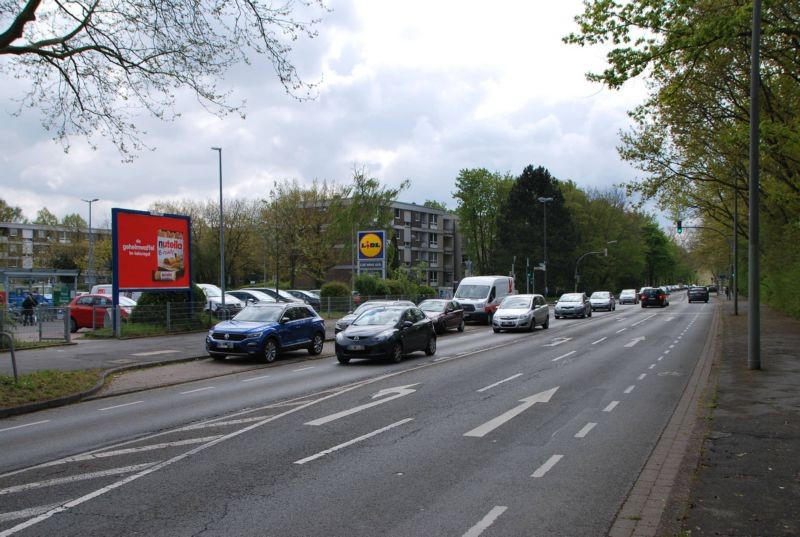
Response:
305,384,419,426
464,387,559,438
624,336,646,348
544,337,572,347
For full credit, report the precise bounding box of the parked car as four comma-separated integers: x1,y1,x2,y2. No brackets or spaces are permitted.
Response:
618,289,639,305
197,283,245,318
67,293,131,332
242,287,305,304
492,294,549,332
640,287,669,308
334,300,416,333
687,286,710,303
589,291,616,311
226,289,277,306
418,299,465,334
286,289,321,310
335,305,436,364
554,293,592,319
206,303,325,362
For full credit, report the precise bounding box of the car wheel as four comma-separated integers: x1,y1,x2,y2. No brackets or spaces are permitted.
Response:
588,310,592,317
337,355,350,364
493,327,500,333
543,315,550,329
391,342,403,363
555,315,560,319
69,317,78,333
641,304,646,308
209,352,226,360
308,332,324,355
424,334,437,356
528,318,535,332
457,320,464,332
263,339,278,363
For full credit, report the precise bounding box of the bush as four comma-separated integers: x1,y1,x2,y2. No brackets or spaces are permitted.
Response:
129,285,206,326
417,285,436,299
354,274,389,296
320,281,350,298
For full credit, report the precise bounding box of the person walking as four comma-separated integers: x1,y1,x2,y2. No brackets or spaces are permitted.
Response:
21,292,38,326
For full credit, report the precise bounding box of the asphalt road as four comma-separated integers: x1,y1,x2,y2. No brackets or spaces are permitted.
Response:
0,291,716,536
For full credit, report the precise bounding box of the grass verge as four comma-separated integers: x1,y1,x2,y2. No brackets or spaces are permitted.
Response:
1,369,103,408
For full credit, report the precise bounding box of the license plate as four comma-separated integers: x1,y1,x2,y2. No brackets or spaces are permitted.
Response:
348,345,365,351
502,322,514,327
218,341,233,349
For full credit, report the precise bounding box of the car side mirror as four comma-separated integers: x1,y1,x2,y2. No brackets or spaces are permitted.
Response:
402,320,414,329
280,316,290,323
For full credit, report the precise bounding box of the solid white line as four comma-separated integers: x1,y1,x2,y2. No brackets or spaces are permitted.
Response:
0,463,157,496
624,385,636,394
0,505,61,524
0,420,50,433
637,373,647,380
180,417,270,430
592,337,607,345
130,350,179,356
241,375,271,382
632,314,657,327
180,387,215,395
98,401,143,412
294,418,414,465
603,401,619,412
532,454,563,478
477,374,523,393
552,350,576,362
37,437,223,467
575,422,597,438
462,506,508,537
293,367,315,372
616,328,627,333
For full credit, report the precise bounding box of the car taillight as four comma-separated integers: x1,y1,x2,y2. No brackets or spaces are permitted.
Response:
659,294,664,299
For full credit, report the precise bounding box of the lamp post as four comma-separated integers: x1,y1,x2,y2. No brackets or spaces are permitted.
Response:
574,240,617,292
81,198,99,286
538,197,553,298
211,147,225,309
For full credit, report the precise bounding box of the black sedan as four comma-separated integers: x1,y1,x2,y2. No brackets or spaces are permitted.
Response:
335,306,437,364
687,286,710,303
418,299,465,334
640,287,669,308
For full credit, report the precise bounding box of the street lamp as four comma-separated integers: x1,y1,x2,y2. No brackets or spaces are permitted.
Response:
538,197,553,298
81,198,99,286
574,240,617,292
211,147,225,309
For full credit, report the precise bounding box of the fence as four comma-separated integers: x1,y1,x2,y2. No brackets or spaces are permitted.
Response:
0,306,71,349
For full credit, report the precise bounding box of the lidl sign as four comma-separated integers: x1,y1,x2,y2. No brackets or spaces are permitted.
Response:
358,230,385,260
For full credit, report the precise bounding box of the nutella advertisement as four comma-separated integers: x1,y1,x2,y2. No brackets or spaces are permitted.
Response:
113,209,191,290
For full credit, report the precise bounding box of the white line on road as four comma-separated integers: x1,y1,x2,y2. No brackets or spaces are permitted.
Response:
632,314,657,327
464,387,559,438
664,349,671,354
624,385,636,394
592,337,607,345
658,356,664,361
616,328,627,333
649,364,656,369
306,384,418,426
669,344,675,349
624,336,646,348
575,423,597,438
0,505,61,524
180,416,271,430
180,387,215,395
462,506,508,537
532,454,563,478
294,418,414,465
0,420,50,433
544,337,572,347
477,374,523,393
552,350,576,362
241,375,271,382
99,401,143,412
37,437,223,467
130,350,179,357
292,366,315,372
638,373,647,380
0,463,157,496
603,401,619,412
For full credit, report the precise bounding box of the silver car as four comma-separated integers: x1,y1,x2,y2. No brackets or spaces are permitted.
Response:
554,293,592,319
492,294,550,332
589,291,616,311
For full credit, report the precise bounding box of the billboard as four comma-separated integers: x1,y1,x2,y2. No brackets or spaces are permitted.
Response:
357,230,385,276
112,209,192,291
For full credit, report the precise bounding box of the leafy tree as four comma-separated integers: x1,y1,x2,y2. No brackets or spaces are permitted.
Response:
34,207,58,226
453,168,514,275
1,1,328,156
423,200,449,212
61,213,87,230
0,198,25,222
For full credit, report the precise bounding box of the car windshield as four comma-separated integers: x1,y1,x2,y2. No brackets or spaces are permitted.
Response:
352,302,388,315
559,294,583,303
500,297,531,309
202,286,221,298
455,285,490,299
621,290,635,295
591,292,610,299
232,306,283,322
352,308,402,327
419,301,446,312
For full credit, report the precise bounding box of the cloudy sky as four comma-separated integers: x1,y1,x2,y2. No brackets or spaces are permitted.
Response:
1,0,649,227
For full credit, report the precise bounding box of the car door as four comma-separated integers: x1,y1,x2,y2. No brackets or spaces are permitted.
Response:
73,296,94,328
534,295,548,325
278,306,306,347
93,296,112,327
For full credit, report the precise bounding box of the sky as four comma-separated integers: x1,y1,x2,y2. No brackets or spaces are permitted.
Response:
1,0,650,228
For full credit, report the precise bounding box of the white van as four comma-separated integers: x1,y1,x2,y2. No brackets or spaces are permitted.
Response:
454,276,515,324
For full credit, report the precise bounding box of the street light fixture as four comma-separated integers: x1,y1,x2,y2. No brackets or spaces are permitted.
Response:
538,197,553,298
211,147,225,310
81,198,99,286
574,240,617,292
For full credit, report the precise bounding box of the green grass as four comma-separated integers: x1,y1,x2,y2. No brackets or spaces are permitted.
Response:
0,369,103,408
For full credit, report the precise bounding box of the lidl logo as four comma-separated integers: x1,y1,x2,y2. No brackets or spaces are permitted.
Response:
359,232,383,258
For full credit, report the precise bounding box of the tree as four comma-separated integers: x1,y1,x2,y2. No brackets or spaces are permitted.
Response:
0,198,25,222
1,1,328,156
423,200,449,212
34,207,59,226
452,168,514,275
61,213,87,230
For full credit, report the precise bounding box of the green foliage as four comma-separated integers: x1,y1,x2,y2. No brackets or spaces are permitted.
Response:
417,285,436,299
34,208,59,226
320,281,350,298
0,198,25,222
354,274,389,296
129,285,206,327
1,369,102,408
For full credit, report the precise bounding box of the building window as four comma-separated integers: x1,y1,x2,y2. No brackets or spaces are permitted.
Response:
394,208,401,219
9,228,18,237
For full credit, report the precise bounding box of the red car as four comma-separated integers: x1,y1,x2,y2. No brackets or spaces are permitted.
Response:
68,294,132,332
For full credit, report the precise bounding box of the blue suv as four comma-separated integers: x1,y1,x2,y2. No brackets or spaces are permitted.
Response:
206,303,325,362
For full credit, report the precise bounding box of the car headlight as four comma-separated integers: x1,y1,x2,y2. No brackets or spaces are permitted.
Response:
245,330,263,338
208,329,214,337
375,329,395,341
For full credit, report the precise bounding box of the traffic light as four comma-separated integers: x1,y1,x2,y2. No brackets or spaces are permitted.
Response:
677,220,683,234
